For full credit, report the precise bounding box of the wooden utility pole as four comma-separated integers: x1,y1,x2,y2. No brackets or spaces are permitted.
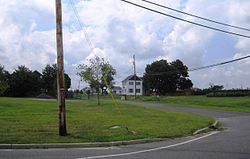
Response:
55,0,67,136
133,55,136,99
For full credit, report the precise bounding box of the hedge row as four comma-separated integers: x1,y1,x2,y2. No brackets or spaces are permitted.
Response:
207,91,250,97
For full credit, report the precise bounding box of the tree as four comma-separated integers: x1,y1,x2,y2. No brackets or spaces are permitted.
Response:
41,64,71,97
64,73,71,97
78,56,116,105
42,64,57,96
143,60,171,94
0,64,71,97
209,84,224,91
170,60,193,90
32,70,43,94
8,65,41,97
0,65,9,96
101,63,116,95
143,59,193,94
64,73,71,91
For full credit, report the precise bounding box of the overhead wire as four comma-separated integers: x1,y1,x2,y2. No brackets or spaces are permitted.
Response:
142,54,250,76
69,1,250,89
188,54,250,71
144,70,187,76
142,0,250,32
69,0,95,54
69,0,135,133
121,0,250,39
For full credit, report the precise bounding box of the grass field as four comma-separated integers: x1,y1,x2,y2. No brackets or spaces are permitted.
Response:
138,96,250,112
0,97,213,144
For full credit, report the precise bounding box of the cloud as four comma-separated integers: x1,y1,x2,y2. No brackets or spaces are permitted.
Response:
0,0,249,89
160,0,250,88
64,0,181,86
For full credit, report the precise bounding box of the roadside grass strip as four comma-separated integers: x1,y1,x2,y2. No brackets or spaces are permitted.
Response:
0,97,214,144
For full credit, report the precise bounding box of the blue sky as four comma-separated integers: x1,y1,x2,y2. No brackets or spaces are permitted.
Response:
0,0,250,89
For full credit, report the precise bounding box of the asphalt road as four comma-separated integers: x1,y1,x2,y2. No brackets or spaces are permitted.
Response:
1,101,250,159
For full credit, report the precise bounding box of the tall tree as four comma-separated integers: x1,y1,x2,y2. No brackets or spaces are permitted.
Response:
41,64,71,97
64,73,71,97
143,59,193,94
170,60,193,90
78,56,116,105
8,65,41,97
144,59,176,93
42,64,57,96
0,65,9,96
32,70,43,94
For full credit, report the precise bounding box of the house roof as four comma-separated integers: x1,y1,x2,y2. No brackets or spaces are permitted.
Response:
122,75,142,82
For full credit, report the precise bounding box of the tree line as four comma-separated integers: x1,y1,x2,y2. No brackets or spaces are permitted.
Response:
0,64,71,97
1,57,193,98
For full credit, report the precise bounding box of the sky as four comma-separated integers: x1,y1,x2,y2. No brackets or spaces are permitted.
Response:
0,0,250,90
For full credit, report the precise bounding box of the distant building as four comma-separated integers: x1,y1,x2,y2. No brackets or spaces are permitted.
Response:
111,86,122,95
122,75,143,96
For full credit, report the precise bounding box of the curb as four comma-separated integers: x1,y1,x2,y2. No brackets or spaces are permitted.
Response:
193,120,219,135
0,121,219,149
0,138,167,149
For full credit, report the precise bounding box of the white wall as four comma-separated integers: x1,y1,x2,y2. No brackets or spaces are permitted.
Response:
122,80,143,96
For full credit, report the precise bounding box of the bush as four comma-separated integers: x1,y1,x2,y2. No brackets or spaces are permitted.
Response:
206,90,250,97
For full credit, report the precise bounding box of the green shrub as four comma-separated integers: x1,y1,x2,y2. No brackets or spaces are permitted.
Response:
207,90,250,97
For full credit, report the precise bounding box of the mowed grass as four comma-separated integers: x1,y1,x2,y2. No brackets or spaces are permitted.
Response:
0,97,214,144
139,96,250,112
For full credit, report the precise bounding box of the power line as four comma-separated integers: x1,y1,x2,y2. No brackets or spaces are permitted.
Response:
124,67,134,74
142,0,250,32
121,0,250,39
144,70,187,76
69,0,95,54
188,54,250,71
115,67,134,79
143,54,250,76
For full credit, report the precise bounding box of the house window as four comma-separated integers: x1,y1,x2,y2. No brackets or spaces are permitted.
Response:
129,89,133,93
136,89,141,93
136,82,141,85
129,82,134,85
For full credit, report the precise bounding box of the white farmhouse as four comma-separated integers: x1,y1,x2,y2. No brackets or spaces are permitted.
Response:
122,75,143,96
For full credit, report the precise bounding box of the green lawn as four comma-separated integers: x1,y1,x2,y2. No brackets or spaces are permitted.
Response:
0,97,213,144
138,96,250,112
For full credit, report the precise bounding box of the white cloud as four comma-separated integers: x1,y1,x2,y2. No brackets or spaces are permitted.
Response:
0,0,250,89
160,0,250,89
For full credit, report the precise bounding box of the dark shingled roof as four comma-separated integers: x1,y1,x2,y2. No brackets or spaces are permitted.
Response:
122,75,142,82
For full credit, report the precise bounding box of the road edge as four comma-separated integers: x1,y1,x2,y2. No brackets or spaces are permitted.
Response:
193,120,219,135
